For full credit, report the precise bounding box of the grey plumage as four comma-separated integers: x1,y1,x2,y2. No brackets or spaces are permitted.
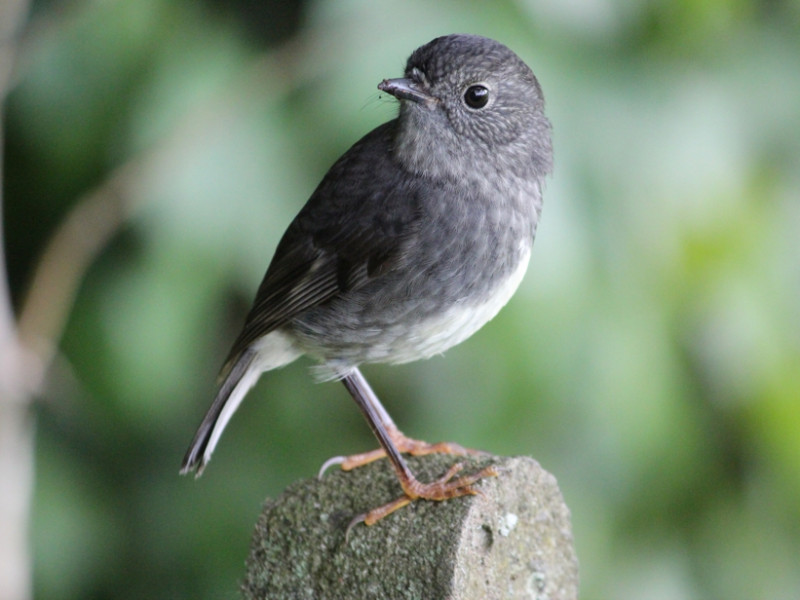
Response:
181,34,552,476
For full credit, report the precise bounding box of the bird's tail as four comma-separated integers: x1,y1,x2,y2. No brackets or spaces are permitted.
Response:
180,350,258,476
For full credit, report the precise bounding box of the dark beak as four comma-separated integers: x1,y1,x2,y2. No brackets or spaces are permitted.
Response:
378,78,435,105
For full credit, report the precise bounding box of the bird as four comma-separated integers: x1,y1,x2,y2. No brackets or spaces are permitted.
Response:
181,33,553,526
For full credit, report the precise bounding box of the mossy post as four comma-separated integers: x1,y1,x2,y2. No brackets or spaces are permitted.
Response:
242,454,579,599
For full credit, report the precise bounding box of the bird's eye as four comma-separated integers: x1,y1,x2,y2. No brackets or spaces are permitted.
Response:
463,85,490,109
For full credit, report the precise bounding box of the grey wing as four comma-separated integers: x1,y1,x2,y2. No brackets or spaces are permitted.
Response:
221,230,337,369
219,122,422,378
219,219,416,378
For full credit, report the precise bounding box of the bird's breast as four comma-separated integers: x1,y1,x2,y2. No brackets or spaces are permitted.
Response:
381,242,532,364
289,177,540,372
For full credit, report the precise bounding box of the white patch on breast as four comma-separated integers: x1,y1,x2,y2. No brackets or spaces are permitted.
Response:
387,244,532,364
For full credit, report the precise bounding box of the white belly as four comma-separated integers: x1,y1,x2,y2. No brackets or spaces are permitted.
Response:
384,245,531,364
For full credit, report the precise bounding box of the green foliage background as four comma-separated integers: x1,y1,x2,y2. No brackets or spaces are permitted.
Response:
4,0,799,598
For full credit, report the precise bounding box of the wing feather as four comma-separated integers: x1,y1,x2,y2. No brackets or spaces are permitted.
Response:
218,120,423,374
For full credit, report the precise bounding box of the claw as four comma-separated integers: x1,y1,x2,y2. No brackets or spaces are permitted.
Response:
318,455,346,479
344,512,367,542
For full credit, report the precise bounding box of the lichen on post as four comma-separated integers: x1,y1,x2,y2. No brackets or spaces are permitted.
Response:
242,455,579,600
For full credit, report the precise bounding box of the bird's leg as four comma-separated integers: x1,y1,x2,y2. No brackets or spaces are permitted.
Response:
338,368,497,527
318,371,483,477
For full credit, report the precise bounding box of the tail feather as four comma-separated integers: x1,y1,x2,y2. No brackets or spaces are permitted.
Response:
180,350,257,476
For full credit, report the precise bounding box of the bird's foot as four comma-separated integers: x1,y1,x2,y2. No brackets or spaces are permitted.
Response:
346,462,498,536
319,428,484,478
